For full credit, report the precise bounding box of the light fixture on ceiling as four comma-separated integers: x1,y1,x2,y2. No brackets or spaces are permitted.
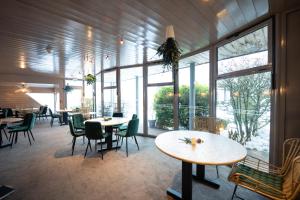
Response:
84,54,94,63
105,55,110,60
15,83,31,93
217,9,228,18
19,54,26,69
46,44,52,53
119,37,124,45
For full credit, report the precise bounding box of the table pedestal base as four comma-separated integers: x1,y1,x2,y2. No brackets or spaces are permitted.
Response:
166,161,192,200
193,164,220,189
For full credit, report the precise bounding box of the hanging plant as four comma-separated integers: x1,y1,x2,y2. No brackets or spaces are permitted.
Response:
156,25,182,71
63,85,73,93
84,74,96,85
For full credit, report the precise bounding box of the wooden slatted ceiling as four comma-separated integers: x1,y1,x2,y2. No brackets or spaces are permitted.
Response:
0,0,268,80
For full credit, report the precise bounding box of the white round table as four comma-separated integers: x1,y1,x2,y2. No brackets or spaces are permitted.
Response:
85,117,130,151
155,130,247,200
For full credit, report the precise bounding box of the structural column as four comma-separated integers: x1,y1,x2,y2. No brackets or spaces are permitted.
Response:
189,62,196,130
173,62,179,130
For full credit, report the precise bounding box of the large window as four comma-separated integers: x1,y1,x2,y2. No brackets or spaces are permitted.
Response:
65,80,83,110
216,25,271,161
120,67,143,133
179,51,210,129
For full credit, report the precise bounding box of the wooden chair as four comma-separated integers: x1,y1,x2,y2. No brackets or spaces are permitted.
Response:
194,116,225,178
228,138,300,200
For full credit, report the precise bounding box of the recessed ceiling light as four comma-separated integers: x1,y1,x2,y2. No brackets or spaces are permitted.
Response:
217,9,227,18
120,37,124,45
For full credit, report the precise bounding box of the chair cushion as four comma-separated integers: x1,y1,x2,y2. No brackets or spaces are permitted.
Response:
235,164,283,192
74,130,85,137
9,125,28,132
115,130,127,137
119,124,128,131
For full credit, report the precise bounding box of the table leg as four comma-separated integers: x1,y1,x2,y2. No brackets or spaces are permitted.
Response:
193,164,220,189
97,126,121,152
166,161,192,200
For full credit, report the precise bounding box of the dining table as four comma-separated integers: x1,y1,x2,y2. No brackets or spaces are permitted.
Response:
85,117,129,151
0,117,23,148
155,130,247,200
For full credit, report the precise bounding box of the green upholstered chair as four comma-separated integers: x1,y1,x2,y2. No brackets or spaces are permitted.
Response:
229,138,300,200
115,118,139,157
9,113,36,146
49,108,62,127
119,114,137,132
68,120,85,155
84,121,110,159
72,114,85,131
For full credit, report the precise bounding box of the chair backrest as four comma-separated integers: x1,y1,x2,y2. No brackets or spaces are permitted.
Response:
281,138,300,175
85,121,103,140
132,114,138,119
126,118,139,137
112,112,123,117
28,113,36,130
42,106,48,114
38,106,44,114
22,113,35,129
194,116,225,134
48,108,54,117
6,108,13,117
72,114,84,128
282,156,300,200
68,120,76,137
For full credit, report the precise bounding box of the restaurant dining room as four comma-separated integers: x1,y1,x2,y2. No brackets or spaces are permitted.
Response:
0,0,300,200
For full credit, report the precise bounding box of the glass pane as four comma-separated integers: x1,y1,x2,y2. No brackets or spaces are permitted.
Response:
148,86,174,136
67,89,82,110
26,93,55,111
83,81,94,111
96,74,102,116
148,65,172,84
195,63,209,117
120,67,143,133
216,72,271,161
103,89,117,116
178,51,210,130
218,26,268,75
104,71,116,87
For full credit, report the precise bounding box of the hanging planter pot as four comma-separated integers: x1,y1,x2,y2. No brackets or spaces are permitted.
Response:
84,74,96,85
63,85,73,93
156,25,182,71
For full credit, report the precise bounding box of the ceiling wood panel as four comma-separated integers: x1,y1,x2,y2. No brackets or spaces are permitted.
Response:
0,0,269,81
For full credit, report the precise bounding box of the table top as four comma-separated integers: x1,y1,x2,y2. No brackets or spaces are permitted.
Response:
0,117,23,125
155,130,247,165
56,109,73,113
85,117,129,126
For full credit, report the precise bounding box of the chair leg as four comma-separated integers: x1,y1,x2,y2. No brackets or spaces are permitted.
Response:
216,166,219,178
116,136,119,152
3,129,8,140
95,140,97,151
50,118,53,127
231,185,238,200
27,131,32,145
82,136,85,144
72,137,76,155
121,137,124,147
84,140,90,158
89,141,92,152
100,140,103,160
126,137,128,157
29,130,35,141
15,131,18,144
133,136,139,150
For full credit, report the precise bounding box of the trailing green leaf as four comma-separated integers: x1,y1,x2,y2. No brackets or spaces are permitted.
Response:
84,74,96,85
156,38,182,71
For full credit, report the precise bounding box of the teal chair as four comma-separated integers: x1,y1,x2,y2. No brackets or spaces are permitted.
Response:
9,113,36,146
84,121,110,159
72,114,85,131
119,114,138,132
68,120,85,155
116,118,139,157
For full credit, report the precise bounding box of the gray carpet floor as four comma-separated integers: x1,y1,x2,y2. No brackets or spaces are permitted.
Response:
0,119,267,200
